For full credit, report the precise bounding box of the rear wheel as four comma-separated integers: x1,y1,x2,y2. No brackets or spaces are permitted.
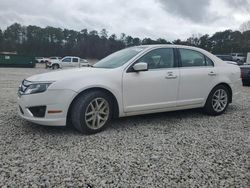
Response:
203,85,229,116
71,90,112,134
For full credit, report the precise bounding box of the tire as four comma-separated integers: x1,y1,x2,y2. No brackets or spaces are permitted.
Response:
52,64,59,69
203,85,230,116
70,90,113,134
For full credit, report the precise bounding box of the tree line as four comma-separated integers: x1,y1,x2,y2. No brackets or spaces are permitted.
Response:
0,23,250,59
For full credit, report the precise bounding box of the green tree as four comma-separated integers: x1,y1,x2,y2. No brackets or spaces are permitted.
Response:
125,36,133,46
132,37,141,46
100,29,108,39
1,22,250,59
0,29,3,51
198,34,211,51
3,23,23,51
156,38,171,44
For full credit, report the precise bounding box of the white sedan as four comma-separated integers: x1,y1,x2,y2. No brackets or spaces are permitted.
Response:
18,45,241,134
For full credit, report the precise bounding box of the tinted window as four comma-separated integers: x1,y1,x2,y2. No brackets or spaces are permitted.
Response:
73,58,78,62
179,49,206,67
62,58,71,63
206,57,214,66
138,48,174,69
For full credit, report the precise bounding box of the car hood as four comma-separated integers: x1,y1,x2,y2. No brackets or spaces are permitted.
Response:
27,67,112,82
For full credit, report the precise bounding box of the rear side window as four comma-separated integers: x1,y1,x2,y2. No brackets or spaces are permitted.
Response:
179,49,206,67
179,49,213,67
205,57,214,66
73,58,78,62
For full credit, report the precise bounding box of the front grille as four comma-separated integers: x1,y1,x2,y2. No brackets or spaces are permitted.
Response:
18,80,32,95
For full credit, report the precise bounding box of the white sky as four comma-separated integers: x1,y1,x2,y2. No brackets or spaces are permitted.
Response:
0,0,249,40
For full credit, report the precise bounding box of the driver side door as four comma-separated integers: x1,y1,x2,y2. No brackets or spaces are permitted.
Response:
122,48,179,113
61,57,72,67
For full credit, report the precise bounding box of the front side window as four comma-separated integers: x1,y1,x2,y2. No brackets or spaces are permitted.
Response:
62,58,71,63
179,49,206,67
138,48,174,69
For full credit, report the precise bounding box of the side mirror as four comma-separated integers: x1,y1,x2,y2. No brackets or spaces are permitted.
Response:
133,62,148,72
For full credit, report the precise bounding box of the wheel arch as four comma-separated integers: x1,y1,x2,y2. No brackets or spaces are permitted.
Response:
66,87,120,126
208,83,232,103
52,63,60,68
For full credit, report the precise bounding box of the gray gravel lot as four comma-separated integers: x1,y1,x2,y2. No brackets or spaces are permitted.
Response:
0,66,250,187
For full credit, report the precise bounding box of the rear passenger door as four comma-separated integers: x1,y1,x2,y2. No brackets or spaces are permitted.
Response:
72,58,79,67
178,48,217,106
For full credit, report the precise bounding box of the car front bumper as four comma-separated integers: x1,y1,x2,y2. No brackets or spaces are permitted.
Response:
17,89,77,126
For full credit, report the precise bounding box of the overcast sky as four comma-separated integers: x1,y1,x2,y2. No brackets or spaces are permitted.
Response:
0,0,250,40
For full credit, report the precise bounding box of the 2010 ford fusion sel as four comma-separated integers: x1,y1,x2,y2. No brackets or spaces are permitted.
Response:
18,45,241,134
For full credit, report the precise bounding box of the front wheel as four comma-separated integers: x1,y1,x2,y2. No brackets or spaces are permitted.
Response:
70,90,112,134
52,64,59,69
203,85,230,116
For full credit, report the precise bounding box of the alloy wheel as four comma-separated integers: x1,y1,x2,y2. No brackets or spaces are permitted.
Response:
84,98,110,130
212,89,228,112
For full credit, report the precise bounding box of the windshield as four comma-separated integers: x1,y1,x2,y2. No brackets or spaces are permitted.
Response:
93,47,146,68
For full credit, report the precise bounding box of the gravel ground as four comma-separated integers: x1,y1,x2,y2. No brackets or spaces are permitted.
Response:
0,67,250,187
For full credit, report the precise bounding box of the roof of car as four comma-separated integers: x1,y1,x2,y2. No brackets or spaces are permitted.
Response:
63,56,79,58
135,44,206,50
133,44,213,55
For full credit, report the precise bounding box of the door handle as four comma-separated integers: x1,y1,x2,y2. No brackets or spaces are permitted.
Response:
208,71,216,76
165,72,177,79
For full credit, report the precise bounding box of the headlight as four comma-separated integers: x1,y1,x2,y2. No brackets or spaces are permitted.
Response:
24,82,52,95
